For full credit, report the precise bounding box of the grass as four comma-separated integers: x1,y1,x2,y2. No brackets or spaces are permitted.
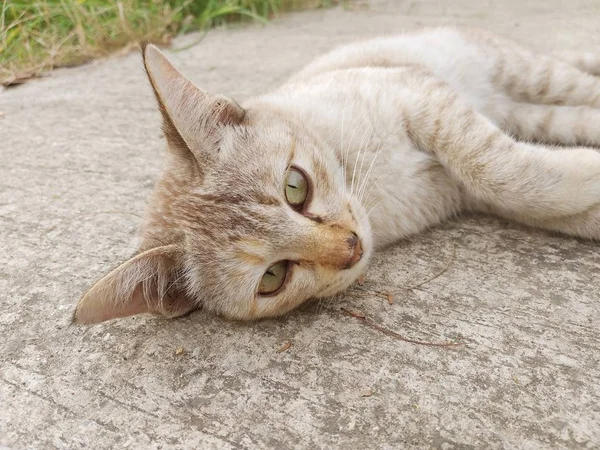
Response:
0,0,332,85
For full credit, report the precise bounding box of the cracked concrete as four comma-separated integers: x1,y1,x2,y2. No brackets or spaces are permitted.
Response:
1,0,599,448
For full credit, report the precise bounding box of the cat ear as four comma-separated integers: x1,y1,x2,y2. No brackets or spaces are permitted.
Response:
141,43,245,165
72,245,196,324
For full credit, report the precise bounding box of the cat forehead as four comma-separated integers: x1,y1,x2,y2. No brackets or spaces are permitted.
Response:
148,112,346,250
187,121,334,199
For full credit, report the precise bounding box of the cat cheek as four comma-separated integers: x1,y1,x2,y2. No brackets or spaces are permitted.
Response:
252,278,312,317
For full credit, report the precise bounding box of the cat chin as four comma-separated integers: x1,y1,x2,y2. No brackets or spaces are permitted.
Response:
317,247,372,298
316,273,366,298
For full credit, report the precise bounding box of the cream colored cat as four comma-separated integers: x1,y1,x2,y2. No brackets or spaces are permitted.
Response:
73,27,600,324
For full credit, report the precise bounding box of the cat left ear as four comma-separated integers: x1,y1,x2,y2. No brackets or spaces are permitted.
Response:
141,43,246,164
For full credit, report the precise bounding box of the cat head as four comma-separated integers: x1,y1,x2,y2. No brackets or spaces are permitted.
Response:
72,44,372,324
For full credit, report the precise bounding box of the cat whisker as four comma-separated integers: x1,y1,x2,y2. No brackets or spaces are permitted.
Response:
343,103,368,193
348,111,371,196
362,167,384,199
357,139,385,204
368,200,384,216
354,120,376,197
321,293,341,314
359,176,383,215
364,198,384,219
354,120,376,199
340,89,350,196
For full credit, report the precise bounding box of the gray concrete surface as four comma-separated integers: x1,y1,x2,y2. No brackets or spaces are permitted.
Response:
1,1,600,448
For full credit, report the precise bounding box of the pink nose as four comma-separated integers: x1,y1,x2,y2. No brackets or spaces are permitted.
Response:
345,233,363,269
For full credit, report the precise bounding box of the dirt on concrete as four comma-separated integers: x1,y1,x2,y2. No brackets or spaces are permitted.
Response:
1,1,599,448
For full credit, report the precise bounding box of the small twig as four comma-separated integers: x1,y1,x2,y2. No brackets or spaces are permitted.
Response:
344,308,365,319
276,341,292,353
405,242,456,290
341,307,463,348
386,293,394,305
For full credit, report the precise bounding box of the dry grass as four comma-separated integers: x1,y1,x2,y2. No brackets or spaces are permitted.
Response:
0,0,334,85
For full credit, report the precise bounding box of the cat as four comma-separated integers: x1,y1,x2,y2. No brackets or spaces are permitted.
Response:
72,27,600,324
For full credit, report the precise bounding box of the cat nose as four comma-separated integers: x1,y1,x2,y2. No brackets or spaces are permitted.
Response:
345,232,363,269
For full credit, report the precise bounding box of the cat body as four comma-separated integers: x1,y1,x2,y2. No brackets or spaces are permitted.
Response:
73,27,600,324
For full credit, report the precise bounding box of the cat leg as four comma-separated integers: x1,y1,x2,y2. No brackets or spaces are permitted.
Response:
501,102,600,146
399,70,600,239
470,30,600,107
493,49,600,107
552,51,600,77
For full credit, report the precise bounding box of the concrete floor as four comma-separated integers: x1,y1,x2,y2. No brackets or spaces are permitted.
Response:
1,1,599,448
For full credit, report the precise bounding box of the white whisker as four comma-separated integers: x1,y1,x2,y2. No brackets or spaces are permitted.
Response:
348,111,371,196
353,119,375,198
361,173,383,206
357,138,384,204
366,199,384,217
339,89,350,196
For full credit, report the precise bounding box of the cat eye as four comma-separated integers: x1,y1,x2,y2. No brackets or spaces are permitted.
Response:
259,261,289,295
285,167,309,209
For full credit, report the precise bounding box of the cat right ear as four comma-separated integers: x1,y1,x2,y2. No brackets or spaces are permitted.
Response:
141,43,246,167
72,245,196,325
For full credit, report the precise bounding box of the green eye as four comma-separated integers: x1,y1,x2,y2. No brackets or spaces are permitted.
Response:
259,261,288,295
285,167,308,208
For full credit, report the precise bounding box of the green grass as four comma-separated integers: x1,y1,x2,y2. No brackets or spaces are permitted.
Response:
0,0,331,85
